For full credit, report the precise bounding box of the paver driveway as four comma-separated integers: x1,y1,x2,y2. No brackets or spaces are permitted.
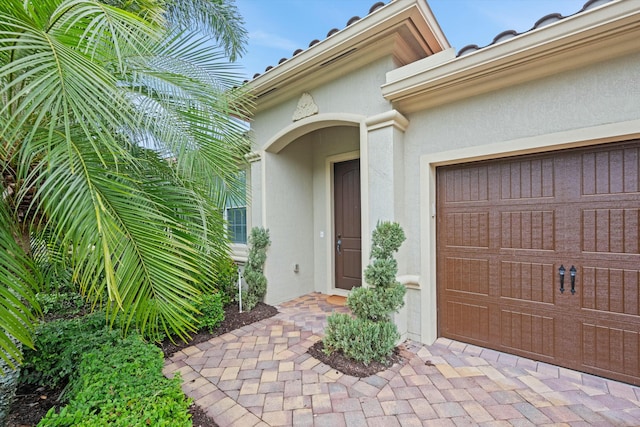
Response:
163,293,640,426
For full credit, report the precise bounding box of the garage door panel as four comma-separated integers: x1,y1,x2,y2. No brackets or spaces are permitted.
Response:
622,147,640,193
582,322,640,380
582,147,640,195
444,212,489,248
445,300,490,343
445,257,489,295
442,165,490,203
500,210,556,250
582,266,639,316
500,158,556,200
582,208,640,254
500,261,554,304
500,309,555,359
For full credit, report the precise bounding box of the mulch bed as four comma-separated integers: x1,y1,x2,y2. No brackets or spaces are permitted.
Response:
159,302,279,358
308,340,405,378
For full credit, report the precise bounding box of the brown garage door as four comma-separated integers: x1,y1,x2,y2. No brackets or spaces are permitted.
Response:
437,140,640,386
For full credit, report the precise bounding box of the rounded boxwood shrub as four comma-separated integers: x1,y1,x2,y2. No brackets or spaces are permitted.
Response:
323,314,399,364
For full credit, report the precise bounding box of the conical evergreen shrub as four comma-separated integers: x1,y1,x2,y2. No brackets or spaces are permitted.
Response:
243,227,270,311
324,221,406,365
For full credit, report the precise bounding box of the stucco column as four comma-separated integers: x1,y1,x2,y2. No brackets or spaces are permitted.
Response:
362,109,410,339
246,151,262,229
363,110,408,229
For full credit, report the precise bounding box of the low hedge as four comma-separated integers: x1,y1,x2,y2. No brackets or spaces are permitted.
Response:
38,334,191,426
21,312,122,389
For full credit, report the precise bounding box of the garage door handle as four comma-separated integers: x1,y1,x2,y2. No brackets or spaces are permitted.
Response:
570,265,576,295
558,265,565,293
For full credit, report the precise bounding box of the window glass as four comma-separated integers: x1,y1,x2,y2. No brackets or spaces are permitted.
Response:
225,170,247,244
226,207,246,244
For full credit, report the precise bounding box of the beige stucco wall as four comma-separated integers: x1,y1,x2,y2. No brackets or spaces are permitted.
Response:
262,140,314,305
252,58,398,305
406,51,640,152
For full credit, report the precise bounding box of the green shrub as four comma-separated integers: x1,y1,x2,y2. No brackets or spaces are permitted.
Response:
36,292,85,317
38,334,191,427
363,258,398,289
197,292,225,332
346,285,406,322
324,221,406,366
369,221,405,260
243,227,270,311
20,312,120,389
323,314,399,365
216,257,239,306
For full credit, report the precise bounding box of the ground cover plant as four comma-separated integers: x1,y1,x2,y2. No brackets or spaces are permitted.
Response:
9,312,190,426
19,313,121,390
40,335,190,427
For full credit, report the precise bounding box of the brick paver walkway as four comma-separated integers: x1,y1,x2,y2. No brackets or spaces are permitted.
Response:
164,293,640,426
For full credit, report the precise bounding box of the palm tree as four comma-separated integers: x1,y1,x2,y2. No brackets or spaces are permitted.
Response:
0,0,252,369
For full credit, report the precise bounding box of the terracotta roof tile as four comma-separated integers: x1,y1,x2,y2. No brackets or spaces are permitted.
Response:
246,0,391,82
457,0,615,57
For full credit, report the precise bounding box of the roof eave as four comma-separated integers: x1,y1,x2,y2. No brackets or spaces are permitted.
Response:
245,0,449,113
382,0,640,113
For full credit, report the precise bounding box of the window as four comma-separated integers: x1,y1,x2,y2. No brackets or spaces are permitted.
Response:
225,170,247,244
226,206,246,244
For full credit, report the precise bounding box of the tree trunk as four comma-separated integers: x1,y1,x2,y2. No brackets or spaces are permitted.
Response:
14,227,31,259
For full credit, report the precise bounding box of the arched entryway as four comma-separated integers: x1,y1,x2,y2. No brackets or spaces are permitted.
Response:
257,114,365,304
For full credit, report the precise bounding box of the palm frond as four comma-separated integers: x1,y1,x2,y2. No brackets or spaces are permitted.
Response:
0,201,39,369
0,0,158,165
163,0,247,61
117,30,253,204
26,125,229,340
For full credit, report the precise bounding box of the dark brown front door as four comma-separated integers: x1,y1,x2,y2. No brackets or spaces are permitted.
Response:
334,159,362,290
437,140,640,385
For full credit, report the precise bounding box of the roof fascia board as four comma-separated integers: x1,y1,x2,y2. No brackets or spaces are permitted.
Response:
382,0,640,113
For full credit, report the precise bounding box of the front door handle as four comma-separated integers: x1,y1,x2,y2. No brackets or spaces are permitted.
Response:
570,265,576,295
559,265,565,294
336,234,342,255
